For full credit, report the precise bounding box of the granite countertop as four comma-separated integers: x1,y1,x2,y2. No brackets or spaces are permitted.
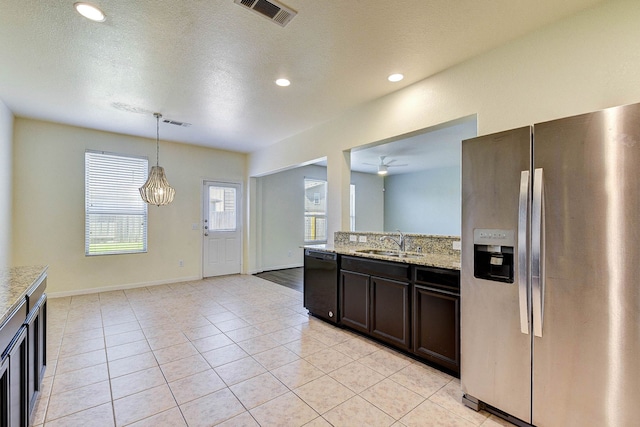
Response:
0,265,48,326
304,244,460,270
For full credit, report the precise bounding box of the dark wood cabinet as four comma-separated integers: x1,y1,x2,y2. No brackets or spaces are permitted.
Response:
413,285,459,373
371,276,410,349
1,356,8,427
412,266,460,375
339,270,370,334
340,256,411,351
26,295,46,413
1,271,47,427
338,256,460,376
9,328,28,427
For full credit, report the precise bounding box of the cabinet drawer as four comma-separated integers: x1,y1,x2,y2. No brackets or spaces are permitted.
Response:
0,300,27,357
26,276,46,314
414,266,460,293
341,256,410,281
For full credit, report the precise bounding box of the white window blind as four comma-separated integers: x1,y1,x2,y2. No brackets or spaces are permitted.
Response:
85,151,148,256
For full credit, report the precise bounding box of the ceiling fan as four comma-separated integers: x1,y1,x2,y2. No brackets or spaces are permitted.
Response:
363,156,408,175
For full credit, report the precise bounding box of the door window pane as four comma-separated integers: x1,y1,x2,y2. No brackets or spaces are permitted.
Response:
209,186,236,231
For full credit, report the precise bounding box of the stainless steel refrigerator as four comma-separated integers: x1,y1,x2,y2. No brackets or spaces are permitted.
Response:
461,103,640,426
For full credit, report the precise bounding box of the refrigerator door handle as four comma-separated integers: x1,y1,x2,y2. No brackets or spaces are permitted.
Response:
532,168,545,337
518,170,530,335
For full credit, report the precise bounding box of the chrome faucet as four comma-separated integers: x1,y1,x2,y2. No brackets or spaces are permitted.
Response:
381,229,405,252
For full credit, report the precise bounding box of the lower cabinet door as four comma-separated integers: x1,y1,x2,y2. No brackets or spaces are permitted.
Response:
340,270,370,334
413,286,460,374
8,327,28,427
26,295,46,415
1,356,9,427
39,297,47,387
370,277,410,349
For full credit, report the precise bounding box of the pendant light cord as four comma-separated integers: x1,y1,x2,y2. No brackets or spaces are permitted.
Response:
154,112,162,167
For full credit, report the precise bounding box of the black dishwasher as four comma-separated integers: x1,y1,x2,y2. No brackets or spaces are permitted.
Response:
303,249,339,323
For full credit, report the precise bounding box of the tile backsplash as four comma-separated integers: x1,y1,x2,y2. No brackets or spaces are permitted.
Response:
334,231,460,256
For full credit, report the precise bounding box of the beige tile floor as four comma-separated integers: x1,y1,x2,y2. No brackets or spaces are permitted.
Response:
33,274,512,427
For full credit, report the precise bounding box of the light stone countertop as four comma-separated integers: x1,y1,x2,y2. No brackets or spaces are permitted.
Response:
304,244,460,270
0,265,48,326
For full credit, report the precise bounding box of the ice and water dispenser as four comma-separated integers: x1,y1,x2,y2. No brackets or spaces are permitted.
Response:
473,229,515,283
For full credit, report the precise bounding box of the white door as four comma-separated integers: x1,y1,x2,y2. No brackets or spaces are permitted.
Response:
203,181,242,277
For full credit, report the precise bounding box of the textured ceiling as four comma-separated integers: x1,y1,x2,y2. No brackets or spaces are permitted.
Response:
0,0,604,153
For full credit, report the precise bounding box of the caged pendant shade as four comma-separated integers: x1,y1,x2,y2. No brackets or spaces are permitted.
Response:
140,113,175,206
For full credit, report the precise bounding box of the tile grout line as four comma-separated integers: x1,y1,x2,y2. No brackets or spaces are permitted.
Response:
41,277,479,427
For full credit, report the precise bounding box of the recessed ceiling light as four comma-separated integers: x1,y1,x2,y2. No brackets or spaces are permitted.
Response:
388,73,404,82
275,78,291,87
74,2,106,22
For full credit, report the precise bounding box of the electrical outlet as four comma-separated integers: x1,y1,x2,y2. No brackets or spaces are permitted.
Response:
179,260,184,267
192,223,199,230
358,236,367,243
349,235,357,242
288,250,292,257
452,241,461,251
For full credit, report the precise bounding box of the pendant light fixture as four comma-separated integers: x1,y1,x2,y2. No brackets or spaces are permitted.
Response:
139,113,175,206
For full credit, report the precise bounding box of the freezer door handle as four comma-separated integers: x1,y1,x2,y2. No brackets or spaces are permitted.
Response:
518,170,530,334
532,168,545,337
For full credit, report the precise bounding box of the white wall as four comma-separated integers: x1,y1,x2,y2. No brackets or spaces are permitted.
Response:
258,165,326,271
0,100,13,268
384,167,460,236
12,118,246,295
255,166,383,271
246,0,640,272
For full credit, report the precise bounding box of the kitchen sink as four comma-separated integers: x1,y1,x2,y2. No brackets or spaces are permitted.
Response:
355,249,422,259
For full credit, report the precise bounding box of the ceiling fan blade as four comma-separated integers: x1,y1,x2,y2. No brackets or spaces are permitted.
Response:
385,159,397,165
388,163,409,167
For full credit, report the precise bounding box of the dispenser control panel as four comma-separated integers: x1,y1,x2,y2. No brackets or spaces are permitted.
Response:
473,229,515,246
473,229,515,283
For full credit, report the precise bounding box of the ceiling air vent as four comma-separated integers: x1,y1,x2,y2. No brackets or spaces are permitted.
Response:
163,119,192,127
234,0,297,27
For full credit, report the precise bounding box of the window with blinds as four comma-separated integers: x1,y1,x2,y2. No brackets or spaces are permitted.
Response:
85,151,148,256
304,178,327,243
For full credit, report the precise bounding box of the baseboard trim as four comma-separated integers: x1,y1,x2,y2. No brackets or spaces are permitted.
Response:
47,275,203,298
256,264,303,273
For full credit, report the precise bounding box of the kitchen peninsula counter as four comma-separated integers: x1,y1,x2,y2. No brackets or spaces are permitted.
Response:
304,243,460,270
304,232,462,375
0,265,48,326
1,265,48,424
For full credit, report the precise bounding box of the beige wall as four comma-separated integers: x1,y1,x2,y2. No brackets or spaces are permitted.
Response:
8,0,640,289
12,118,246,295
246,0,640,268
0,100,13,268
